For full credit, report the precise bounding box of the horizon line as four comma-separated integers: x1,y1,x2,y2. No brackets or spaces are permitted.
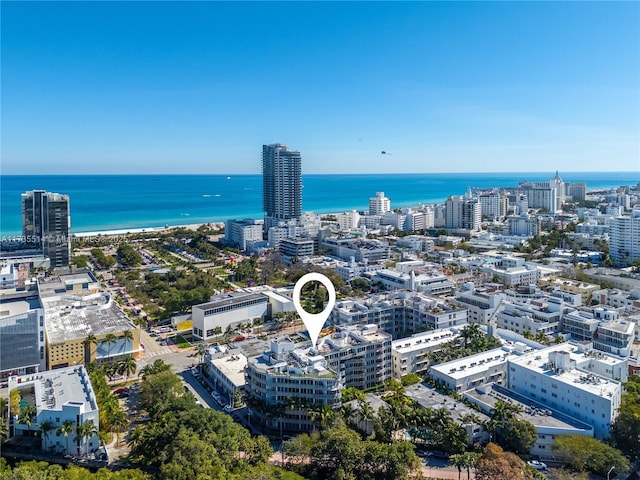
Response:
2,170,638,177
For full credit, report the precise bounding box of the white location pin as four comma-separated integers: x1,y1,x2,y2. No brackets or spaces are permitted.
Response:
292,272,336,350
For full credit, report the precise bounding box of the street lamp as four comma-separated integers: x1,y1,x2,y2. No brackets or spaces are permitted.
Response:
607,466,615,480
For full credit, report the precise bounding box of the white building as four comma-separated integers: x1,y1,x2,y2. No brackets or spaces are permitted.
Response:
507,345,623,438
192,292,269,340
335,257,384,282
483,264,540,287
396,235,435,253
508,214,539,237
391,327,460,379
225,218,263,250
609,208,640,266
244,338,342,434
445,195,482,232
336,210,361,231
204,352,247,406
370,269,453,295
369,192,391,216
454,285,505,324
495,297,565,337
9,366,100,456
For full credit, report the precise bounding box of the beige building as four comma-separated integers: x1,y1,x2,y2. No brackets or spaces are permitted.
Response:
39,272,140,369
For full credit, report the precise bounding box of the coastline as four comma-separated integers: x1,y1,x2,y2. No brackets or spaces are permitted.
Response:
71,222,225,238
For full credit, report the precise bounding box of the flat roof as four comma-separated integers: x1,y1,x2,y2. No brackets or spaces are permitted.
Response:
508,344,621,397
406,383,490,425
392,328,460,354
464,385,593,432
9,365,97,413
210,354,247,388
42,291,135,344
430,347,511,380
193,292,266,311
0,297,41,317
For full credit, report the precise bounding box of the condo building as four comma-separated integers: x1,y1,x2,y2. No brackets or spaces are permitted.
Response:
244,337,342,434
391,327,460,378
21,190,71,268
369,192,391,216
262,144,302,231
609,208,640,266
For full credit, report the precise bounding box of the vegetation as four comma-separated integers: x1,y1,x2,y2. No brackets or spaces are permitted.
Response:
91,248,117,268
474,442,536,480
284,422,420,480
116,244,142,267
72,255,89,268
552,435,629,477
127,368,291,480
487,400,536,454
610,374,640,460
87,365,129,444
0,459,150,479
427,325,501,365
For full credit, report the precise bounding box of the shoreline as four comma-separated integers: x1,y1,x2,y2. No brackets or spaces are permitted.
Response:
71,222,225,238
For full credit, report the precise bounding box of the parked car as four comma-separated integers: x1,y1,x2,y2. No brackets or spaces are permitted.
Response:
527,460,547,470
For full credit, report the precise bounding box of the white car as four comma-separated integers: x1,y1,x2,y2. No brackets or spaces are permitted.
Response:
527,460,547,470
224,404,233,412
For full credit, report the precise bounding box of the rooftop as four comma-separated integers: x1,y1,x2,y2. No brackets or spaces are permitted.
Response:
210,353,248,388
193,292,267,311
405,383,490,425
430,347,512,380
9,365,97,413
392,328,460,354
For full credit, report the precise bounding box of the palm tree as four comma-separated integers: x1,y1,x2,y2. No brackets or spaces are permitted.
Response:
450,453,465,480
341,403,356,424
103,333,118,362
121,329,134,355
76,420,98,457
110,410,128,446
118,356,137,381
17,405,36,435
196,344,208,365
83,333,98,365
57,420,74,455
0,418,8,442
38,419,55,452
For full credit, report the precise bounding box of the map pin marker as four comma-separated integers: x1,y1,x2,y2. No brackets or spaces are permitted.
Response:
293,272,336,350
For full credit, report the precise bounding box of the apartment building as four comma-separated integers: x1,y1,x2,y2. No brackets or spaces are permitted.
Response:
224,218,263,250
391,327,460,379
562,307,636,357
244,338,341,434
9,365,100,456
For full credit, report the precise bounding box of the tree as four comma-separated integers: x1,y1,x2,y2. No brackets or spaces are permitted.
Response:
121,329,134,349
118,356,137,381
552,435,629,477
17,405,37,434
610,375,640,460
475,442,533,480
110,410,128,446
116,244,142,267
83,333,98,365
75,420,98,457
57,420,75,454
38,419,56,452
103,333,118,362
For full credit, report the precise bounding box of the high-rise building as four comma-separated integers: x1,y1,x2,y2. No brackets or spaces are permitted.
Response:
609,208,640,266
21,190,70,268
262,144,302,230
445,195,481,231
369,191,391,216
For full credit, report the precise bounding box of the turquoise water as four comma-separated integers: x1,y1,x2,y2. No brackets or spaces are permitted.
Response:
1,172,638,236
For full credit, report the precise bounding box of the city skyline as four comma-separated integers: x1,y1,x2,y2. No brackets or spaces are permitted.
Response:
1,2,638,175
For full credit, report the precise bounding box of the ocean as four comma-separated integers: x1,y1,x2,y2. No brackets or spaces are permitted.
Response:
1,172,638,237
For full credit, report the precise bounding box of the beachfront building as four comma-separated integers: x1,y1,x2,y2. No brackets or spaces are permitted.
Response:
224,218,263,251
262,144,302,232
315,324,392,389
369,192,391,216
244,337,342,434
21,190,71,269
39,271,140,369
9,365,100,456
391,328,460,379
445,194,482,232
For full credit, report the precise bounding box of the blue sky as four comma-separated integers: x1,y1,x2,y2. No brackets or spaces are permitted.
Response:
1,1,639,174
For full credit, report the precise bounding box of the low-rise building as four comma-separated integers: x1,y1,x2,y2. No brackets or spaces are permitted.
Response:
507,345,623,438
244,338,341,434
495,297,565,337
315,324,392,389
39,272,140,368
391,328,460,379
192,291,269,341
9,365,100,456
204,352,247,406
224,219,263,251
562,307,636,358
